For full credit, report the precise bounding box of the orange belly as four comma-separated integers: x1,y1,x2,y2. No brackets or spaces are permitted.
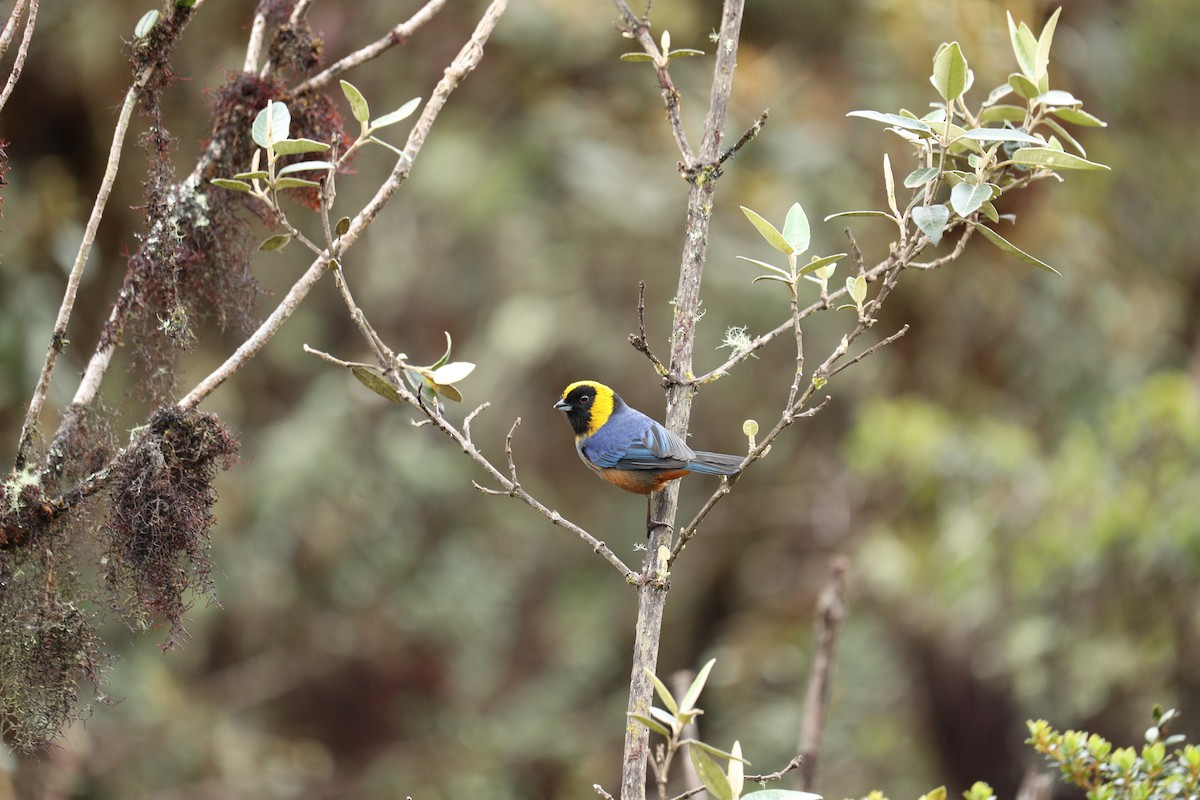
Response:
597,468,692,494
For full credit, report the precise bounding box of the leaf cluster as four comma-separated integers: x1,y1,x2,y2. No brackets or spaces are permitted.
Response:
835,7,1108,274
1028,709,1200,800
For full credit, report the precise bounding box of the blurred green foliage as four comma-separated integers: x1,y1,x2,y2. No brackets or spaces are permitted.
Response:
1,0,1197,798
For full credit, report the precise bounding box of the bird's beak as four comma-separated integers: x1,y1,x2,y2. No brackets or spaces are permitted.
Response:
553,399,571,412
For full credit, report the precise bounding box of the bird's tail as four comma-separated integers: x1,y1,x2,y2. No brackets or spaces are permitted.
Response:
688,450,744,476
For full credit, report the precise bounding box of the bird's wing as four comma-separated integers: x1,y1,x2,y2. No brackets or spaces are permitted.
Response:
583,410,696,471
607,419,696,471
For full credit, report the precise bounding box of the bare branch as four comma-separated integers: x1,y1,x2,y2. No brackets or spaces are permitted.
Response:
826,324,909,379
0,0,29,65
797,556,849,790
717,108,769,171
243,6,268,72
292,0,449,94
0,0,36,113
611,0,694,166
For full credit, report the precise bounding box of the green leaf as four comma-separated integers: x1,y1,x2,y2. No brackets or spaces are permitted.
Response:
847,275,867,304
1035,7,1062,86
648,706,679,731
912,204,950,245
352,367,404,405
824,210,896,222
432,331,454,370
232,170,269,181
950,182,992,217
619,52,656,63
932,41,969,101
252,100,291,148
904,167,939,188
371,97,422,130
736,256,791,278
1036,89,1080,107
1007,12,1038,81
258,234,292,251
969,222,1061,275
940,170,971,186
271,138,331,156
689,747,734,800
134,9,159,38
335,217,351,236
781,202,810,255
666,48,705,60
983,83,1014,106
883,154,899,217
272,177,322,189
424,378,463,403
727,741,744,797
429,361,475,385
845,110,933,134
741,207,792,254
798,253,846,277
340,80,370,123
752,274,797,286
1008,73,1039,100
645,670,679,715
627,712,671,739
679,658,716,714
978,104,1027,124
1010,147,1110,171
209,178,252,192
277,160,335,177
1052,106,1107,127
740,792,824,800
979,201,999,223
960,128,1044,144
1041,119,1087,156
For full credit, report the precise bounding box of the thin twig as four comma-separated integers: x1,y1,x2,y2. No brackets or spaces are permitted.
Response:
292,0,449,94
716,108,769,171
611,0,694,166
463,402,489,444
910,222,973,269
826,324,909,379
797,556,849,790
668,755,805,800
629,281,669,377
594,786,617,800
844,227,867,274
0,0,36,113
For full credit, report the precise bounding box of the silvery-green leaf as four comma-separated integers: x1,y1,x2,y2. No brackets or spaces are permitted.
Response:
134,9,159,38
340,80,370,123
371,97,422,130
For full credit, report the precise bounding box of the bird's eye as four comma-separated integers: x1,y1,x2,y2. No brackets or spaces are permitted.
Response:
580,394,591,404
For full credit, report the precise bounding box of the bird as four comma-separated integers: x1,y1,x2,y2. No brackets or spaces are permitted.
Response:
553,380,743,528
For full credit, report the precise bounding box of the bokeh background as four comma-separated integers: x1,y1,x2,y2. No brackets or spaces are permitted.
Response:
2,0,1199,797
